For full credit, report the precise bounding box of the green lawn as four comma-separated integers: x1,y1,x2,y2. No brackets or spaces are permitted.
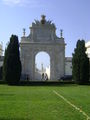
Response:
0,84,90,120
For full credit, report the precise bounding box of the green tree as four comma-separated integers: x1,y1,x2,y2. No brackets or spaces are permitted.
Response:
3,35,21,84
72,40,89,84
0,66,3,80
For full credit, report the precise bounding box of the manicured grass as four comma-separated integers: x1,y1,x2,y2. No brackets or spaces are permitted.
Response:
0,84,90,120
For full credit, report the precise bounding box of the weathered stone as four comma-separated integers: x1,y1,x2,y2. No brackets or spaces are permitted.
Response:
20,16,65,81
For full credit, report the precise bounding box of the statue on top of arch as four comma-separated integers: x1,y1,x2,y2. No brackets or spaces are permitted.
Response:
32,15,55,28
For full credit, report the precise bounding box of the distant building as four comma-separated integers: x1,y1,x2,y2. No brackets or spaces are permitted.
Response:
35,65,50,81
65,57,72,75
85,41,90,59
0,56,4,67
35,64,46,81
0,43,3,79
45,66,50,79
0,43,3,56
0,43,3,68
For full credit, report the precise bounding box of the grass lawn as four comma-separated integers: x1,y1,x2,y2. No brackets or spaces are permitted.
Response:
0,84,90,120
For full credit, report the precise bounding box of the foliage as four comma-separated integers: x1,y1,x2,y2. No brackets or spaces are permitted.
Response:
0,66,3,80
3,35,21,84
72,40,89,84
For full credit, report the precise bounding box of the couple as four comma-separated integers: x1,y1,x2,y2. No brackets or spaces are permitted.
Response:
41,73,48,81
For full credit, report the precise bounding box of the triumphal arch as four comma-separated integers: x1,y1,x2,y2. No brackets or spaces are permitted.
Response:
20,15,65,81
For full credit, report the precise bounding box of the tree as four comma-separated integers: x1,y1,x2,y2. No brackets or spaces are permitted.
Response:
3,35,21,84
0,66,3,80
72,40,89,84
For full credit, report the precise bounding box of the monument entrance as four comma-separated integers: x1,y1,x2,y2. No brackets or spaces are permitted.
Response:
20,15,65,81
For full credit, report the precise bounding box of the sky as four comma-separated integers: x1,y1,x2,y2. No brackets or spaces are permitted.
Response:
0,0,90,62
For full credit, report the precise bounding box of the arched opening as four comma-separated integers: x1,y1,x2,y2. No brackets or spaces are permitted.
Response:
35,51,50,81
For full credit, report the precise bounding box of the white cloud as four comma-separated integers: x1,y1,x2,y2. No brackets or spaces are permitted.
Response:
2,0,22,5
2,0,40,7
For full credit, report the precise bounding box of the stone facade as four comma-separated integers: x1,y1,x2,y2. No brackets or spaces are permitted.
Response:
85,41,90,59
20,15,65,81
0,43,3,56
65,57,72,75
0,56,4,67
0,43,3,68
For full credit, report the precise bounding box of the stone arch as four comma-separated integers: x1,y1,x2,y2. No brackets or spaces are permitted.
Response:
20,15,65,81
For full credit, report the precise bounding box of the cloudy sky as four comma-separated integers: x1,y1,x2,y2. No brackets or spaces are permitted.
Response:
0,0,90,64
